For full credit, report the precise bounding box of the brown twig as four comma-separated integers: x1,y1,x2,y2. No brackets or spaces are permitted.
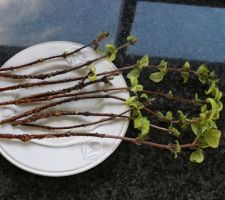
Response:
0,86,127,106
15,110,130,125
0,67,125,92
0,55,106,80
142,90,204,105
0,82,203,107
0,32,109,72
0,41,131,80
0,131,197,151
20,110,131,130
16,74,118,102
0,94,125,125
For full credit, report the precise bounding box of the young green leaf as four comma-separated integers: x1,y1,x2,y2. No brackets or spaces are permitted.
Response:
196,64,209,84
105,44,115,52
168,90,173,99
159,60,168,74
174,140,181,158
165,111,173,120
181,61,190,83
197,64,209,75
214,88,222,101
88,65,97,81
204,129,221,148
182,61,191,71
127,35,137,44
157,111,164,119
205,82,216,95
129,76,138,86
201,105,207,113
169,126,181,137
149,72,164,83
125,96,137,106
217,101,223,112
108,50,118,61
136,55,149,69
134,117,150,136
209,120,217,129
140,92,148,99
190,149,204,163
125,96,143,110
131,84,143,92
127,68,141,80
88,74,96,81
206,98,217,120
105,44,118,61
191,123,199,136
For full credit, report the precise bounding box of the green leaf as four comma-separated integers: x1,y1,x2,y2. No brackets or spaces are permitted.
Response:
134,117,150,136
191,124,199,136
200,113,206,120
181,72,189,83
215,89,222,101
127,35,137,44
140,93,149,101
132,108,142,119
159,60,168,74
217,101,223,112
199,77,207,84
201,105,207,113
125,96,143,110
88,65,97,81
174,140,181,158
182,61,191,71
131,84,143,92
191,123,208,137
108,50,118,61
181,61,190,83
213,111,220,120
135,84,143,91
190,149,204,163
127,68,141,80
149,72,164,83
206,98,217,120
165,111,173,120
209,120,217,129
197,64,209,75
105,44,116,52
88,74,96,81
105,44,118,61
169,126,181,137
129,76,138,86
195,93,199,101
196,64,209,84
134,118,142,128
157,111,164,119
197,136,209,148
177,110,185,118
215,90,222,102
205,82,216,95
125,96,137,106
175,140,181,153
136,55,149,69
168,90,173,99
204,129,221,148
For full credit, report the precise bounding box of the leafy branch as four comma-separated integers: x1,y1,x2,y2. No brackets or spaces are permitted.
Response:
0,34,223,164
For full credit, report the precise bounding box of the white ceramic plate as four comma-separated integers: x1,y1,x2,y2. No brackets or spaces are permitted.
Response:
0,41,130,176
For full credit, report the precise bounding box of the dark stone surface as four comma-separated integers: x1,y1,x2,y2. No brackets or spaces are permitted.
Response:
1,1,225,199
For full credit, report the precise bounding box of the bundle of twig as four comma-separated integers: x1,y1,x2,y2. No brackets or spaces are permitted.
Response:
0,33,223,163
